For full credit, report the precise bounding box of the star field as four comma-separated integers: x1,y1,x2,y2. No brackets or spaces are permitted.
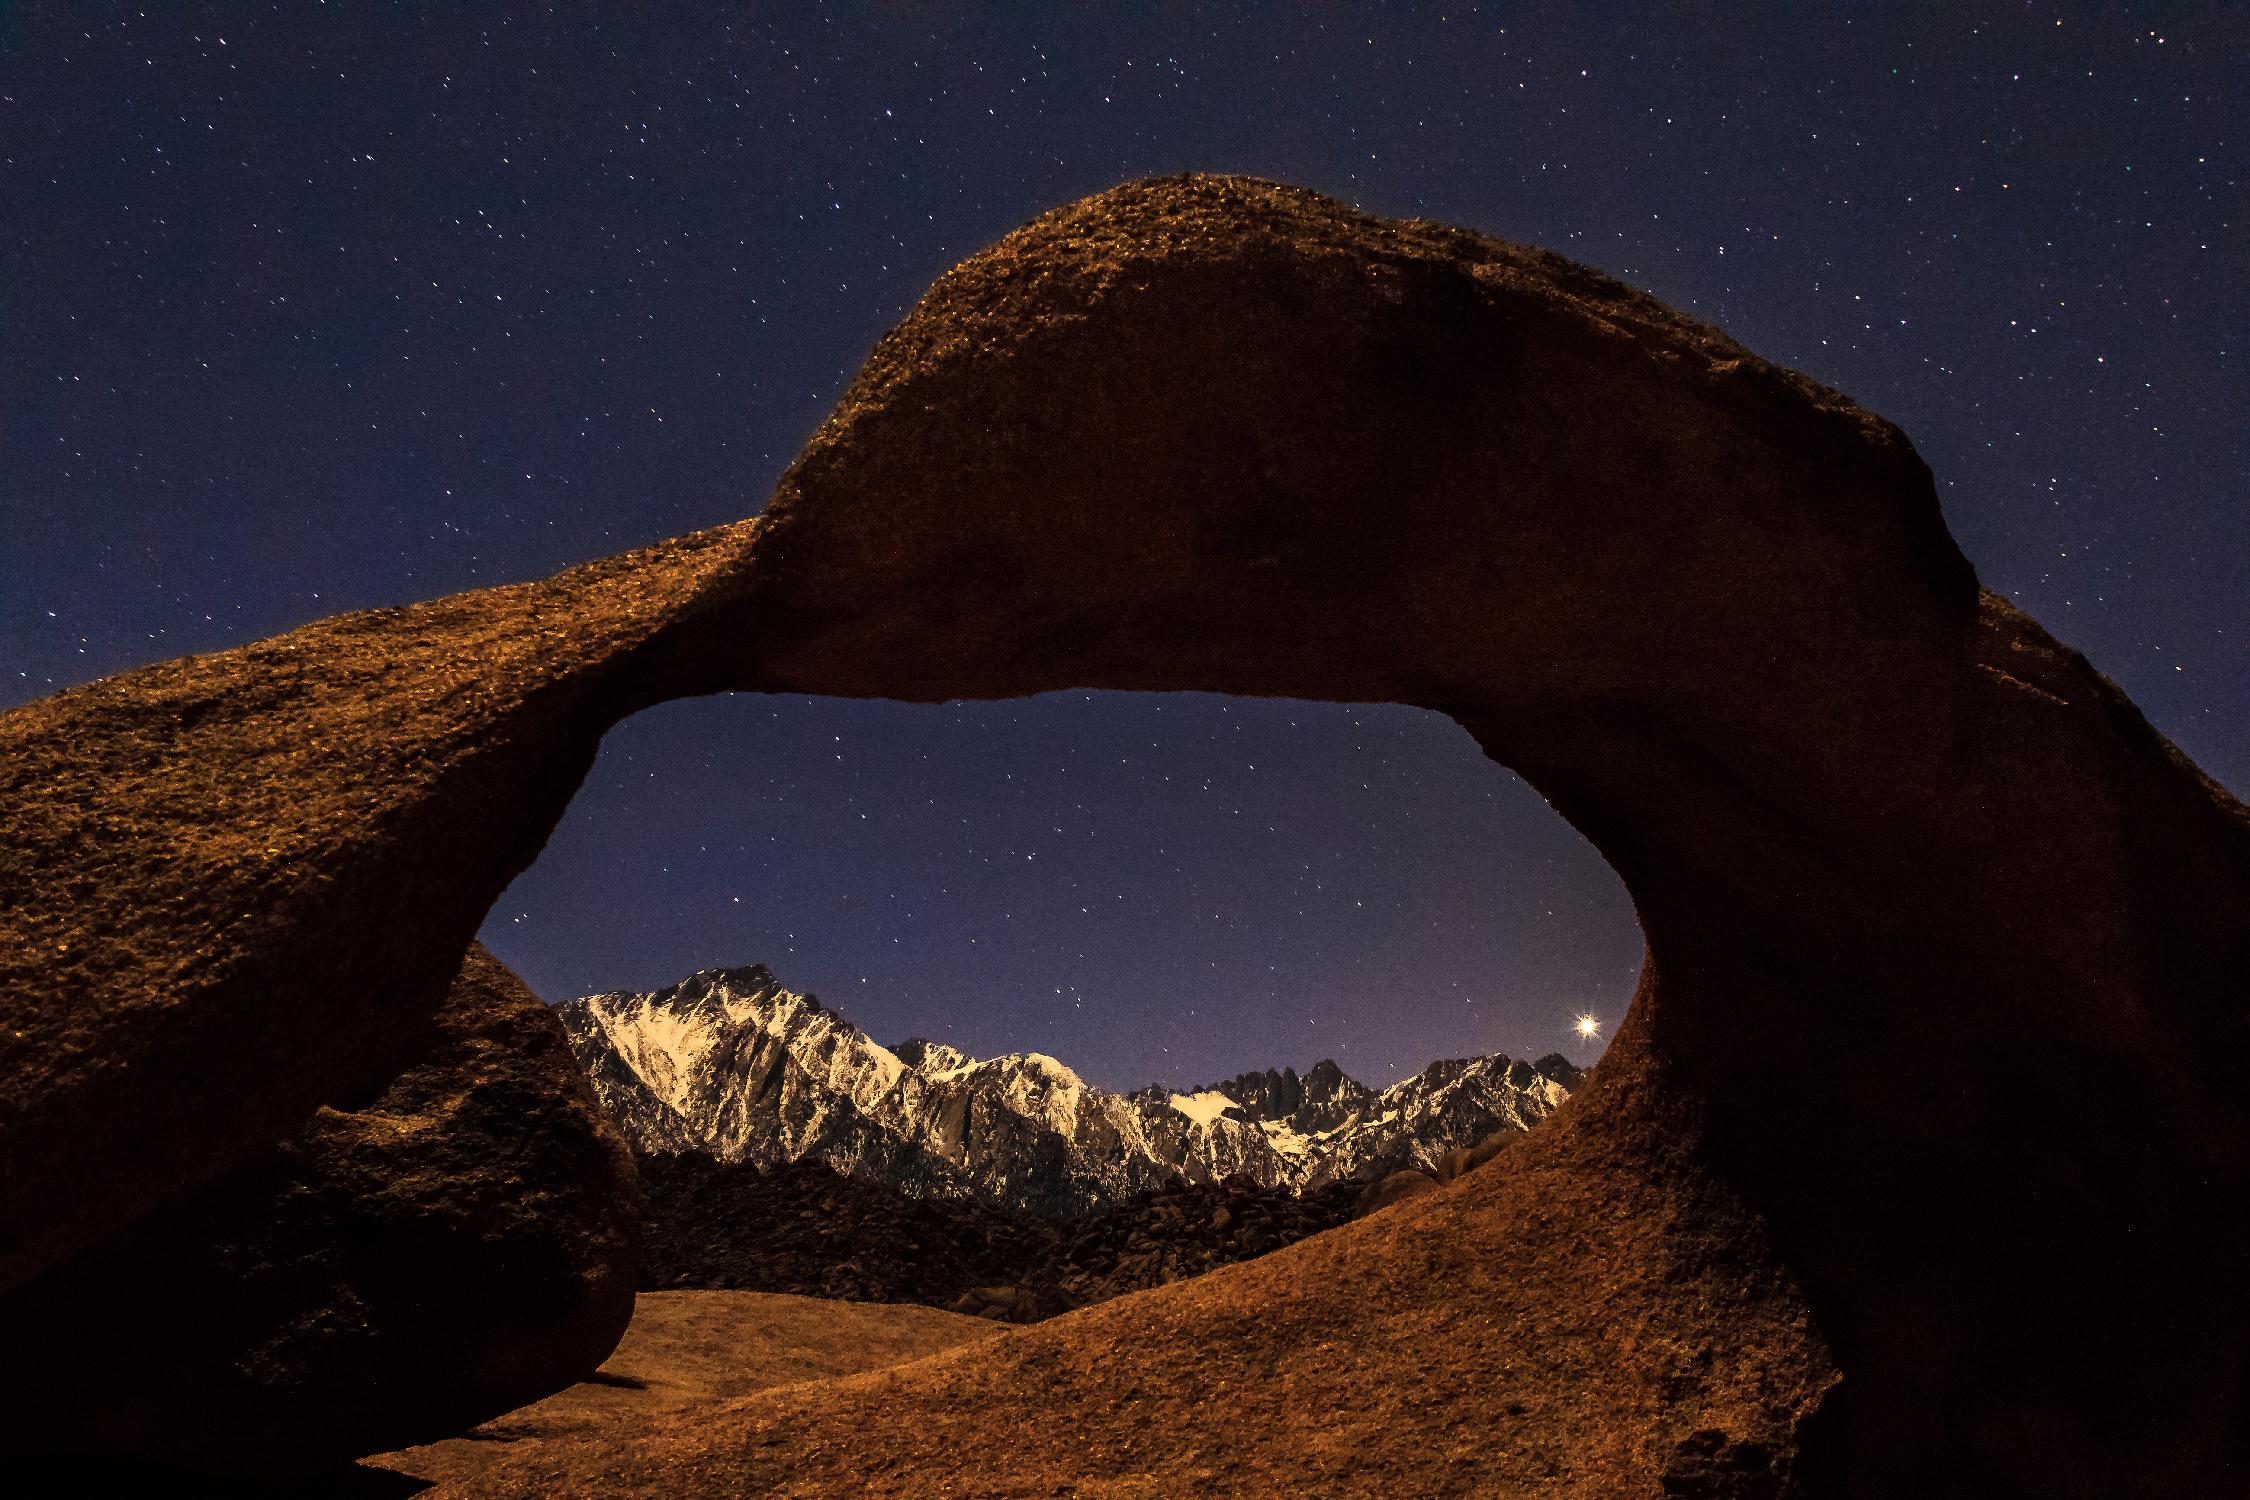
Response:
3,7,2240,1089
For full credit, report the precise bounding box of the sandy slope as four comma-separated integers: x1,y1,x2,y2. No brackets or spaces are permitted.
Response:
366,1292,1001,1490
416,1052,1836,1498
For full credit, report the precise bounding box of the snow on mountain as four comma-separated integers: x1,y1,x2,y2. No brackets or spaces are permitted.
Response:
559,964,1580,1217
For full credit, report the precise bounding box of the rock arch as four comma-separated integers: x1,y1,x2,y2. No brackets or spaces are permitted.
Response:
2,175,2243,1494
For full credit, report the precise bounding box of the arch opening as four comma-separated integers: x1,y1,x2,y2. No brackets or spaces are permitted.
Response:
482,689,1640,1093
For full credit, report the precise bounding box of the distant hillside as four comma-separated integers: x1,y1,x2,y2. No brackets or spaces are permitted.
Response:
633,1149,1372,1322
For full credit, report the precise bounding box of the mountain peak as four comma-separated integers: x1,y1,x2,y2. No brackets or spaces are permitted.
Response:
674,962,780,999
1531,1053,1585,1089
893,1037,975,1074
561,962,1579,1216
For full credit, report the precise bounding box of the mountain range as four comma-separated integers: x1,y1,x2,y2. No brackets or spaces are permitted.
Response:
559,964,1581,1217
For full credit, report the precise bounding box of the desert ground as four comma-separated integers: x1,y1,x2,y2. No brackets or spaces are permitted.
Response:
369,1291,1002,1491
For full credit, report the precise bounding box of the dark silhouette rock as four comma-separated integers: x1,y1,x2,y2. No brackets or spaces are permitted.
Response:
0,946,638,1477
1661,1427,1789,1499
2,174,2243,1493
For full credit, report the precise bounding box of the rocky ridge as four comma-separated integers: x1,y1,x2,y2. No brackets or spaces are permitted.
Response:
560,963,1579,1216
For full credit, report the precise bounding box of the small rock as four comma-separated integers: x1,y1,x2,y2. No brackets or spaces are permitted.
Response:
1466,1130,1519,1174
1358,1169,1442,1216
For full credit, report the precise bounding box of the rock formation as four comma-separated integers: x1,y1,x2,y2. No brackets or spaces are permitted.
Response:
1,174,2243,1493
0,945,639,1477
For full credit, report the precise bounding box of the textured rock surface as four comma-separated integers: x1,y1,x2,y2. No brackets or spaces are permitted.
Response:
2,174,2243,1493
0,945,639,1475
0,530,744,1290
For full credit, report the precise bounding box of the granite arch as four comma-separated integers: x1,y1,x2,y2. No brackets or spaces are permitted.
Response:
3,175,2243,1493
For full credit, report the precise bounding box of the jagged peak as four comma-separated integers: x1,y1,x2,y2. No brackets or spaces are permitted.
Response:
595,967,1553,1104
1531,1053,1585,1089
1384,1054,1501,1091
1019,1052,1080,1082
940,1049,1085,1088
684,961,779,991
1189,1057,1368,1093
894,1036,978,1074
609,965,873,1045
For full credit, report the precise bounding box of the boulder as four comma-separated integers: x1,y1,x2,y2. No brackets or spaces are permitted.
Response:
0,945,639,1476
1360,1169,1444,1214
2,174,2244,1493
1464,1129,1518,1174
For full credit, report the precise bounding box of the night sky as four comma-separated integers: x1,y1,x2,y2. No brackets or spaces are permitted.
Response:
4,7,2241,1092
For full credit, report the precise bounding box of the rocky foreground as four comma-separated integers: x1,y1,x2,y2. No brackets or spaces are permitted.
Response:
397,1048,1829,1498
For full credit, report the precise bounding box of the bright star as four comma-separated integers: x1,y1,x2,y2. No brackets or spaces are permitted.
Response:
1573,1012,1602,1041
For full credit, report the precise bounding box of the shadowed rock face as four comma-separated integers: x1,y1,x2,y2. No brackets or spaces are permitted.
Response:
1,175,2243,1493
0,945,639,1476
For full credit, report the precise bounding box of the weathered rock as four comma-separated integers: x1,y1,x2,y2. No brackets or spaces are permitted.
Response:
0,945,639,1476
1464,1128,1518,1174
2,174,2244,1494
0,534,738,1291
1361,1168,1444,1214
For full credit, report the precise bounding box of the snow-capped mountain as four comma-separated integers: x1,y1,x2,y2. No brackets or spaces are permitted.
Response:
558,964,1580,1217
